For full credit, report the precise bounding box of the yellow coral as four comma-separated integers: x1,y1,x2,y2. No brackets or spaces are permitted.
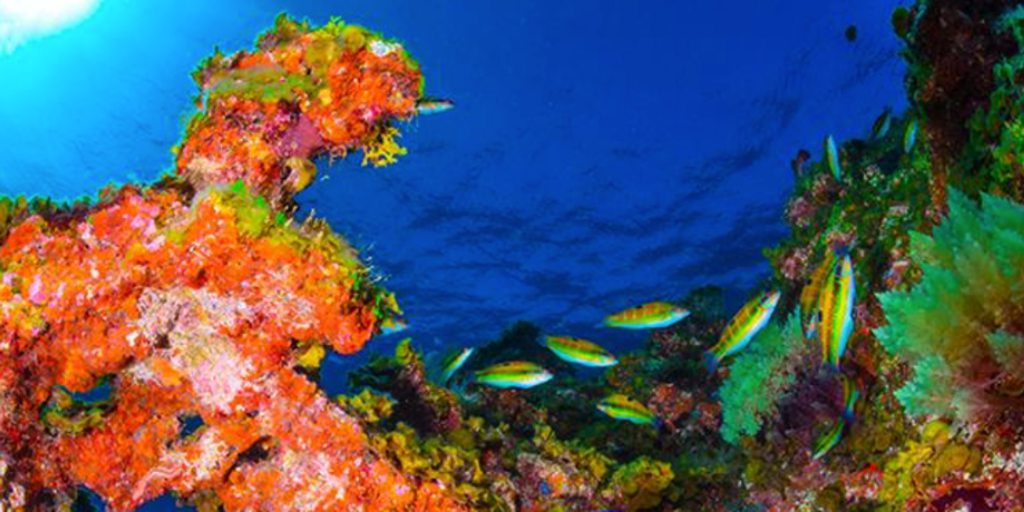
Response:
362,126,408,168
295,339,326,370
336,389,394,424
879,420,983,505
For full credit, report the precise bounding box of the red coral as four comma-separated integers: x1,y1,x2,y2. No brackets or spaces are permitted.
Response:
647,384,693,432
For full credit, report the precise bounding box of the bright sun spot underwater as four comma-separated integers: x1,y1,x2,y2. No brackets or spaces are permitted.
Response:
0,0,102,54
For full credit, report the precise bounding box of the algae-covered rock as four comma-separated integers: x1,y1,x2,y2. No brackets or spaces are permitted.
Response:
602,456,675,511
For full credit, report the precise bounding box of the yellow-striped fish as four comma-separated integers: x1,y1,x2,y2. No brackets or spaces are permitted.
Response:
603,301,689,330
818,255,855,370
597,394,658,426
872,109,892,140
825,135,841,179
903,119,918,154
813,375,859,460
475,361,553,389
416,97,455,115
379,317,408,336
543,336,617,368
704,290,781,372
800,252,838,339
441,347,475,383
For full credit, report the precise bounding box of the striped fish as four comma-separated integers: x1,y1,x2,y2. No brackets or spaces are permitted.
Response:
597,394,658,426
903,119,918,154
379,317,408,336
441,347,475,383
812,418,847,460
818,255,855,370
475,361,553,389
825,135,841,179
704,290,781,372
416,97,455,115
543,336,618,368
603,301,689,329
811,376,859,460
800,252,838,339
872,109,892,140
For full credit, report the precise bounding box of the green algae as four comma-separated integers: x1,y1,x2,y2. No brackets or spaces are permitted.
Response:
206,65,318,103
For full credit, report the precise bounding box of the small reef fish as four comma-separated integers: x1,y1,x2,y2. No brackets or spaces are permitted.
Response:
704,290,781,372
441,347,475,383
800,252,838,339
597,394,658,426
818,255,855,370
602,301,690,330
379,317,408,336
475,361,553,389
813,375,860,460
903,119,918,154
416,97,455,115
872,109,892,140
825,135,841,180
543,336,618,368
845,25,858,42
812,418,847,460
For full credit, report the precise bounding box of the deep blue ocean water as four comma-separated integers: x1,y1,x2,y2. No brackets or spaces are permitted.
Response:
0,1,906,509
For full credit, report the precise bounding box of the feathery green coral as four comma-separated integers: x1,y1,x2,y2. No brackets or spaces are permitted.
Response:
876,188,1024,424
718,313,806,444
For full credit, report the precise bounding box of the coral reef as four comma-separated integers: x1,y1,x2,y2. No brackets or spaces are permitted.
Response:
348,338,464,434
317,1,1024,508
0,16,461,512
8,0,1024,510
176,15,421,203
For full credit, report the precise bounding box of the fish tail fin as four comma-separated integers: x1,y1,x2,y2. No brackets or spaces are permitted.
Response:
812,418,847,460
703,350,721,374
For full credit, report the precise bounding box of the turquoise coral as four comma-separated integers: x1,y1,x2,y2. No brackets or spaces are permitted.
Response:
718,313,807,444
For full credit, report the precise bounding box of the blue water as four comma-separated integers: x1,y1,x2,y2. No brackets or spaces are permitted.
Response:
0,1,906,509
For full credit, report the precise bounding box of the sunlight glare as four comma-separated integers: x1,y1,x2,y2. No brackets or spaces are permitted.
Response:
0,0,102,53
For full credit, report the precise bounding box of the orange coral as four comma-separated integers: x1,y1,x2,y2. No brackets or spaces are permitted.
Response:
0,15,463,512
176,16,422,203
